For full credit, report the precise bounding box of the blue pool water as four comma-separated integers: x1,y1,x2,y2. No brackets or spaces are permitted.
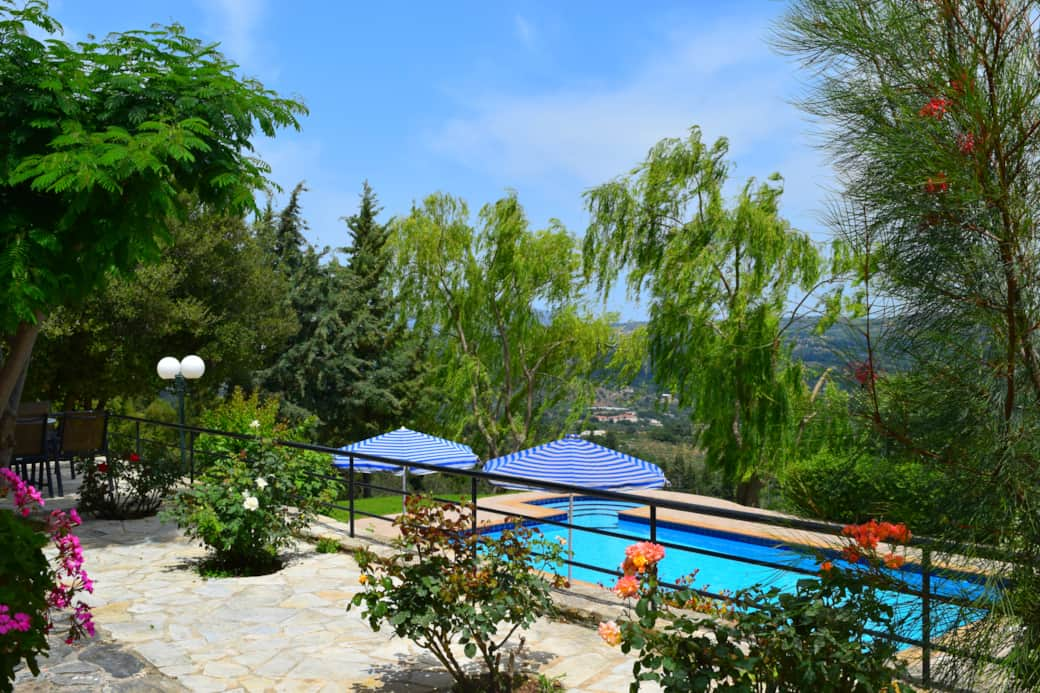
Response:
495,499,990,641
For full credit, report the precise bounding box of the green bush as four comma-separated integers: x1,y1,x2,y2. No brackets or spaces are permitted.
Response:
165,389,342,574
778,449,958,535
78,449,181,519
350,496,566,692
193,388,340,504
604,528,911,692
164,446,314,574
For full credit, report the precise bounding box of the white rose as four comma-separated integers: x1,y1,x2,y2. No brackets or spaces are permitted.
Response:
243,496,259,511
255,477,268,489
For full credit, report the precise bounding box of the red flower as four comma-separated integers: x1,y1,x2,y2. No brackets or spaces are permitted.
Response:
841,546,861,563
96,463,108,474
919,97,951,119
851,361,877,387
924,172,949,193
957,132,975,154
819,560,834,573
129,453,140,463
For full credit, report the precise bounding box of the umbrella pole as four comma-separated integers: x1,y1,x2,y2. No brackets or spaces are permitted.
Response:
401,468,408,514
568,494,574,584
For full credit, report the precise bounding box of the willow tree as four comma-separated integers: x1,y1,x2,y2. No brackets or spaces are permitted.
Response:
392,193,614,459
777,1,1040,686
0,1,304,463
584,128,830,506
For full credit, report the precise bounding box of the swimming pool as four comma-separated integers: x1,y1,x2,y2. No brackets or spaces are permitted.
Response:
492,498,989,641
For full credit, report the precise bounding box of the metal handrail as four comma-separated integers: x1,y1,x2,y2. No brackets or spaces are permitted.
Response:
102,412,1009,689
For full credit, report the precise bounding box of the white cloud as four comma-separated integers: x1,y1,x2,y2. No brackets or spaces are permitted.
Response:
428,16,813,189
514,15,536,50
197,0,266,68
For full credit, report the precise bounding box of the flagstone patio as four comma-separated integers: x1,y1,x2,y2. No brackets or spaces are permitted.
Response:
20,504,660,692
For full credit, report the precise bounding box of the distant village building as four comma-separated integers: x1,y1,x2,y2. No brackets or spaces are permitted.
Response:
646,418,663,427
591,410,638,424
579,430,608,438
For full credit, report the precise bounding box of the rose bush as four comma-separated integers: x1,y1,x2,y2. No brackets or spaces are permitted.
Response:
78,450,181,519
602,522,913,692
350,496,566,692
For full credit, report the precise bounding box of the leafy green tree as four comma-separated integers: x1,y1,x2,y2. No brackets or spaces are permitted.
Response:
392,192,615,458
0,1,304,464
23,199,297,410
584,128,833,505
777,0,1040,686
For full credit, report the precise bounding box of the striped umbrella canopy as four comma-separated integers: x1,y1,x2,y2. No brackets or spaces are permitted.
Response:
332,427,478,475
483,434,667,491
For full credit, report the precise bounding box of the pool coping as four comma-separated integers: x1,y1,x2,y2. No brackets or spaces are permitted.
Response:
475,490,998,583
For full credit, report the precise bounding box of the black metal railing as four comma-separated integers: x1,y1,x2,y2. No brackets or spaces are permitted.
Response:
97,413,1008,690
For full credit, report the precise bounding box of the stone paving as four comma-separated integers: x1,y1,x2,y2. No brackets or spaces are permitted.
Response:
22,510,659,692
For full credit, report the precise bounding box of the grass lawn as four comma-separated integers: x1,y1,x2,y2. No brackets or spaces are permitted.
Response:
324,492,497,520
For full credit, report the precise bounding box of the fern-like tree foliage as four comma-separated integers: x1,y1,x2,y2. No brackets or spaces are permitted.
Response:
0,0,304,463
583,128,839,506
777,1,1040,687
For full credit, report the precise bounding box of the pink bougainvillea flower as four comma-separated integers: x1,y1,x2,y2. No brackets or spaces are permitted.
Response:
598,620,622,647
612,575,640,599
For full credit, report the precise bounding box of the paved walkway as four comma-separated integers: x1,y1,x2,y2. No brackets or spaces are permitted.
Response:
23,512,657,692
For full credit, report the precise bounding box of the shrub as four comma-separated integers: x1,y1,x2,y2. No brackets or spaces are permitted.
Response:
192,388,338,504
778,449,957,534
164,444,319,575
77,450,181,519
350,496,566,692
1,469,94,690
602,523,912,692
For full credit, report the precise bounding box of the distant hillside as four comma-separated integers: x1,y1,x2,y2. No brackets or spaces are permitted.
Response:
612,317,892,382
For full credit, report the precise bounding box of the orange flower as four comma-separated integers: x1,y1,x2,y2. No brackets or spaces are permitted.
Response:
598,620,622,647
841,546,861,564
883,553,906,569
612,575,640,599
358,574,369,585
624,542,665,574
819,560,834,573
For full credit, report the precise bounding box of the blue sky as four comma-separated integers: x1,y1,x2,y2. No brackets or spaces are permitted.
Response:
48,0,832,320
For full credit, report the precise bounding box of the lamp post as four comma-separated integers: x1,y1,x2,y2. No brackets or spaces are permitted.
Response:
157,355,205,475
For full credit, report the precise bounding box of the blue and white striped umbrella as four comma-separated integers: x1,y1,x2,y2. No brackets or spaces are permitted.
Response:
483,434,667,491
332,427,478,476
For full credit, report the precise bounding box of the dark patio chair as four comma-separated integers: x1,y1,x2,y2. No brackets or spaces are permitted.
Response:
13,413,58,498
57,411,108,480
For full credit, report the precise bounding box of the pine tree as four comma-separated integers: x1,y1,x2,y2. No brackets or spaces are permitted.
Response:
333,182,423,442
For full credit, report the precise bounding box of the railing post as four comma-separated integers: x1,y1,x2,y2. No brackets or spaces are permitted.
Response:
650,504,657,544
348,455,355,539
470,476,478,535
921,547,932,688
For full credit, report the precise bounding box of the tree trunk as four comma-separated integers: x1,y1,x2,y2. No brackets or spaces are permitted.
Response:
735,473,763,507
0,317,43,467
